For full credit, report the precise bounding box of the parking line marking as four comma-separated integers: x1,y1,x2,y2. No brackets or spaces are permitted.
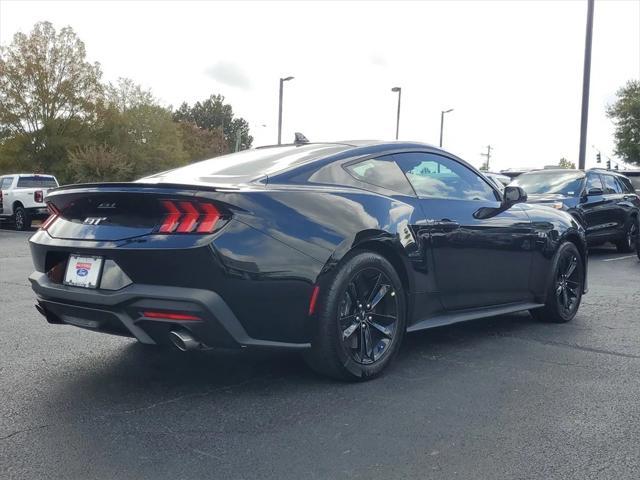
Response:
602,255,637,262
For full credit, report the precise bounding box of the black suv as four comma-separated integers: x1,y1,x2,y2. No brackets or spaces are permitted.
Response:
512,168,640,252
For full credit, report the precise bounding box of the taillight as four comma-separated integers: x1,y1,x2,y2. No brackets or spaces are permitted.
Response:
34,190,43,203
157,200,222,234
40,203,60,231
141,311,202,321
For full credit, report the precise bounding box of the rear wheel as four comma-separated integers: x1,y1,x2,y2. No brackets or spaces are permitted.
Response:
14,206,31,231
530,242,584,323
305,252,406,381
615,217,638,253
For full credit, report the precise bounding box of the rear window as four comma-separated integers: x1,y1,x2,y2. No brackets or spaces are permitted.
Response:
345,157,415,195
139,144,351,184
629,176,640,191
16,176,58,188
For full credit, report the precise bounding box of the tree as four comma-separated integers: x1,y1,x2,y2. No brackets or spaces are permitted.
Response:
173,94,253,151
177,121,228,162
0,22,102,173
479,161,489,171
607,80,640,166
68,144,133,182
104,77,155,112
558,157,576,169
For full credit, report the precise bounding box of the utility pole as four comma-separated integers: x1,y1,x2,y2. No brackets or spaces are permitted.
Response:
277,76,294,145
439,108,454,148
578,0,595,170
480,145,492,171
391,87,402,140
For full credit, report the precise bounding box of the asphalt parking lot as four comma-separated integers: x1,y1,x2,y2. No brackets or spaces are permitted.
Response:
1,225,639,480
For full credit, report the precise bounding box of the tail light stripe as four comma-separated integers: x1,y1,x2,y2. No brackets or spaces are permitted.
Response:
176,201,199,233
158,199,222,234
159,200,181,233
196,203,220,233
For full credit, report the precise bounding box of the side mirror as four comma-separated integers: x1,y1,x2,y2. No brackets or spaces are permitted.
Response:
503,185,527,207
587,187,604,196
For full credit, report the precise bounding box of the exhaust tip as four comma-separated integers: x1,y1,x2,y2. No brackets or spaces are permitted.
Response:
168,330,200,351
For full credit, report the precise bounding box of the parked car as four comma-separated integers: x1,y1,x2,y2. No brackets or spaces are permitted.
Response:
0,174,59,230
511,168,640,252
484,172,511,190
29,141,587,380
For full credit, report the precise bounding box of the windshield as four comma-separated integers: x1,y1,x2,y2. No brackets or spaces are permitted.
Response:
511,171,584,196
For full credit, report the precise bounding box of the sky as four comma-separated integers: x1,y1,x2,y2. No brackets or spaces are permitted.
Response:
1,0,639,172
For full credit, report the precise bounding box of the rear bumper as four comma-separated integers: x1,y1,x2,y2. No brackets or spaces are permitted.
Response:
26,207,49,218
29,272,311,351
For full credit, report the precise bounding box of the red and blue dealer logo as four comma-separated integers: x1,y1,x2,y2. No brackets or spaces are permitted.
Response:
76,262,92,277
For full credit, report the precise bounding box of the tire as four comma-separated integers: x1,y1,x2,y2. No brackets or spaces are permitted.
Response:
304,251,406,381
14,206,31,231
615,217,638,253
530,242,584,323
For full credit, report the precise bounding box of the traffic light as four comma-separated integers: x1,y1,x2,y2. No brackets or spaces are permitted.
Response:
596,152,601,163
606,159,611,170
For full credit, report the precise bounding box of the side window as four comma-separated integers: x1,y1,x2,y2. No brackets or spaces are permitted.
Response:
585,174,603,192
345,157,415,196
602,174,622,194
616,176,634,194
0,177,13,189
394,152,498,201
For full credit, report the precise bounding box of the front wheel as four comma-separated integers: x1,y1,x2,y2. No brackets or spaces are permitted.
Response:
305,252,406,381
14,206,31,231
530,242,584,323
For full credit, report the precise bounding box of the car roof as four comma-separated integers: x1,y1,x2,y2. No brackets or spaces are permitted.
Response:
140,140,447,186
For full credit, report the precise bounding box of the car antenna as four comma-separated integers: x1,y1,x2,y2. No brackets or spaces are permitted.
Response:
294,132,309,145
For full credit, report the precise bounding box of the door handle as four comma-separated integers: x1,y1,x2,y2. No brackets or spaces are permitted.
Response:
433,219,461,230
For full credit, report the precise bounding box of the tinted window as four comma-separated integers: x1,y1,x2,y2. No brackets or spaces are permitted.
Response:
16,176,58,188
394,152,498,201
626,175,640,192
585,173,603,192
512,171,584,196
0,177,13,189
345,158,415,195
602,174,622,194
616,176,634,194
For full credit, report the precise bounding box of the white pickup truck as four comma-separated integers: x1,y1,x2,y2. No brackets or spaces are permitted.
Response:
0,174,59,230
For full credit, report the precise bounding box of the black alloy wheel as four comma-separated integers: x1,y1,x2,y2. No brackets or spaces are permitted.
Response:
554,250,582,318
616,217,638,253
339,268,399,365
305,251,406,381
531,242,584,323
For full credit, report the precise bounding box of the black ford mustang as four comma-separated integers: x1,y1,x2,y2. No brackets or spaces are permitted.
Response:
29,141,588,380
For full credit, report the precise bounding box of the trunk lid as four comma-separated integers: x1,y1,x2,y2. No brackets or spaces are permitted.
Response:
44,183,229,242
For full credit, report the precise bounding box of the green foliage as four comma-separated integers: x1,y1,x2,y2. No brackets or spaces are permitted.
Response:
68,144,133,182
607,80,640,166
0,22,251,183
173,94,253,151
0,21,102,174
558,157,576,169
177,121,228,162
479,161,489,171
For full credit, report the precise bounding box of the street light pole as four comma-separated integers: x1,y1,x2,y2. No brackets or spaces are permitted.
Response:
439,108,454,148
578,0,595,170
277,76,294,145
391,87,402,140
